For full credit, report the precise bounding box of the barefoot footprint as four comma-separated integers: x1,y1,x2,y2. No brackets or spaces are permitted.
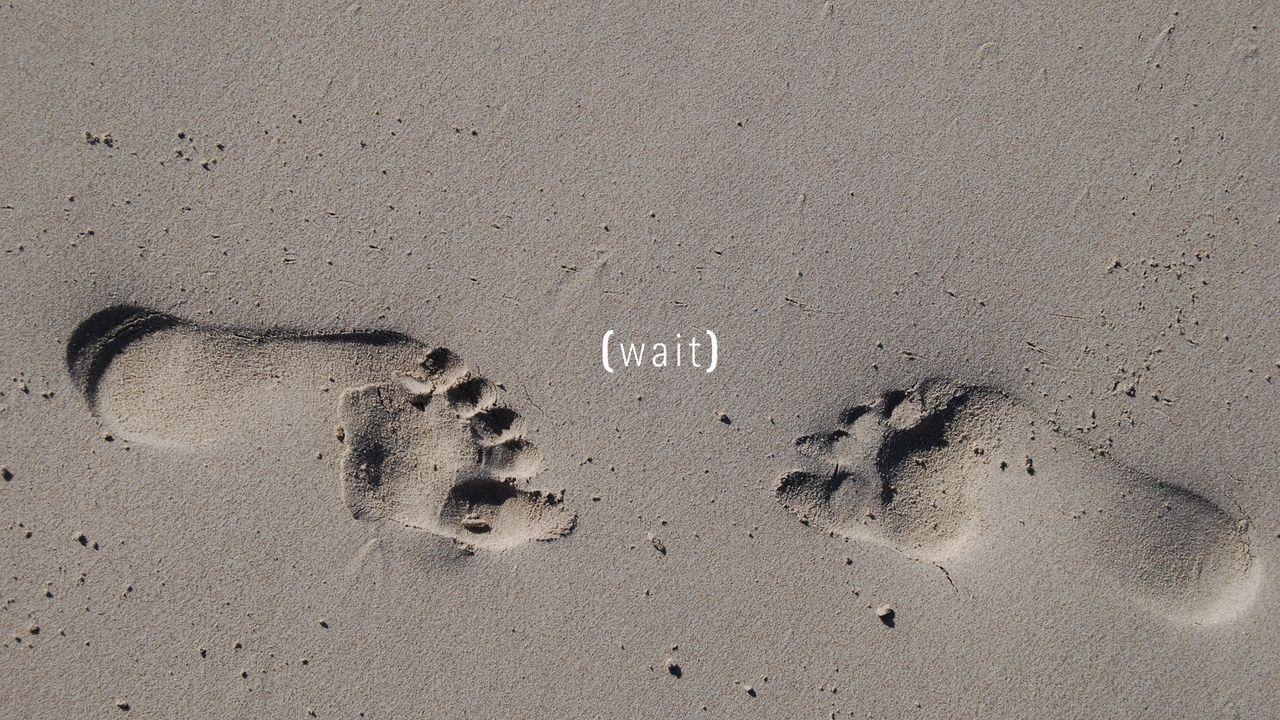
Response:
777,379,992,560
776,378,1259,623
66,305,575,550
338,348,574,549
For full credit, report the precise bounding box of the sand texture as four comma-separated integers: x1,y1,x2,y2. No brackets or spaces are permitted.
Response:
2,2,1279,718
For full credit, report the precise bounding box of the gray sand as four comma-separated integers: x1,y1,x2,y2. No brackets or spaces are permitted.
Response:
2,2,1278,717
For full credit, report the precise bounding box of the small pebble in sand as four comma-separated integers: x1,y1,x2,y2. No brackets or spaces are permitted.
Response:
1,466,11,481
876,605,895,626
84,131,115,147
115,700,130,711
718,413,731,424
460,515,491,533
743,685,757,697
665,658,682,678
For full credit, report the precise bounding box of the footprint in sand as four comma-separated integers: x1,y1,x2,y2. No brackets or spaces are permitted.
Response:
337,348,574,549
65,305,574,550
776,378,1260,623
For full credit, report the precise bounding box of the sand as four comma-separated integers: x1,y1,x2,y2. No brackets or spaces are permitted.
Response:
2,2,1278,717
